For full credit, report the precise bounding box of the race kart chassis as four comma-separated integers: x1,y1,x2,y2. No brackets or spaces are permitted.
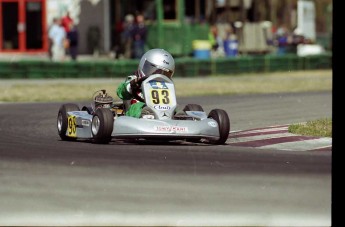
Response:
57,74,230,144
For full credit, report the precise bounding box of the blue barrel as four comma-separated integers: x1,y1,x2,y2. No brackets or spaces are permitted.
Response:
224,39,238,57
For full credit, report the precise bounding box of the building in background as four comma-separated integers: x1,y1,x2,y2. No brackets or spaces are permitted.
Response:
0,0,47,53
0,0,332,56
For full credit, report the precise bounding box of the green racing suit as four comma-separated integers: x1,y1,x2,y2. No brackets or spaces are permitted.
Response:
116,75,145,118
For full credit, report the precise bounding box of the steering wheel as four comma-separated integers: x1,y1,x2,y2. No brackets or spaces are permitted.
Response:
132,75,149,103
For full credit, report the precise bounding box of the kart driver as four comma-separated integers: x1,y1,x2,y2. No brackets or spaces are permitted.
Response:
116,48,175,118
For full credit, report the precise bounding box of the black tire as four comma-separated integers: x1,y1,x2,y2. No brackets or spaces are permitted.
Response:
57,103,80,141
208,109,230,145
91,108,114,144
183,104,204,112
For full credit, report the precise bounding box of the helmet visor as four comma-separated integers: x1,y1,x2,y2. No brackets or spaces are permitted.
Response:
142,60,173,78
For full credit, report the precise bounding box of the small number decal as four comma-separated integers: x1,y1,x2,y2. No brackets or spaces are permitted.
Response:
151,90,160,104
67,116,77,137
161,90,170,104
150,89,170,104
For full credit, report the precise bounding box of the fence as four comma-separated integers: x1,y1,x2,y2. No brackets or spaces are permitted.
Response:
0,53,332,79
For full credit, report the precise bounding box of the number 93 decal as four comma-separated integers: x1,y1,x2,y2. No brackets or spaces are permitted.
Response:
67,116,77,137
150,89,170,105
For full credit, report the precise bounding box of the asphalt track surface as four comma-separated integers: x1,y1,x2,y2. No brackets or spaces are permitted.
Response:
0,91,332,226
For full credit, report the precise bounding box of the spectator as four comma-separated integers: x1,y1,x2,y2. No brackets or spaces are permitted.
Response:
48,18,66,62
61,11,73,33
208,25,220,51
131,14,147,59
208,24,224,58
67,23,79,61
275,24,291,55
47,23,54,61
61,11,74,55
122,14,135,59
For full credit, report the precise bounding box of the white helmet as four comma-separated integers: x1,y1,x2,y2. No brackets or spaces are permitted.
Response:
137,49,175,79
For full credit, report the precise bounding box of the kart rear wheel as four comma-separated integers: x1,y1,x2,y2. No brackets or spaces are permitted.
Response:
208,109,230,145
57,103,80,141
183,104,204,112
92,108,114,144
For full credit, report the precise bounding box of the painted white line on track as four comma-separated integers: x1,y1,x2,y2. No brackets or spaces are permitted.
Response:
232,126,289,135
228,132,296,143
260,137,332,151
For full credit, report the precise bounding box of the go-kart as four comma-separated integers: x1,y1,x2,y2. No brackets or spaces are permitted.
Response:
57,74,230,144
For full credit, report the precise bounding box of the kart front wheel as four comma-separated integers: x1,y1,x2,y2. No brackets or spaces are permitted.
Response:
57,103,80,141
92,108,114,144
208,109,230,145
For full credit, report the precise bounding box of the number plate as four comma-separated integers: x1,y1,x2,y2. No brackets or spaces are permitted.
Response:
67,116,77,137
149,89,171,105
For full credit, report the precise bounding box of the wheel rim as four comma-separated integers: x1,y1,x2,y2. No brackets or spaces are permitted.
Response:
57,112,63,133
92,116,100,136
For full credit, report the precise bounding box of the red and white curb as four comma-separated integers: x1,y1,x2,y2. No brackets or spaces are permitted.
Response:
227,125,332,152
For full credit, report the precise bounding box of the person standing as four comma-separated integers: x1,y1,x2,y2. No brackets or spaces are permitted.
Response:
61,11,74,55
275,24,291,55
61,11,73,33
121,14,135,59
208,25,220,51
47,23,54,61
131,14,147,59
48,18,66,62
67,23,79,61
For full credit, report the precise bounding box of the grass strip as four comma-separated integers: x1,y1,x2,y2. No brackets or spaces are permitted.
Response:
288,118,332,138
0,70,332,102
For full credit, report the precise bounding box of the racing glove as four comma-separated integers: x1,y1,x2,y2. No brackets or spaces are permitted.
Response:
130,78,140,93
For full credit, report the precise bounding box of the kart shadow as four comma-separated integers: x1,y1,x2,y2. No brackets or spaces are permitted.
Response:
57,138,229,146
109,139,226,146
